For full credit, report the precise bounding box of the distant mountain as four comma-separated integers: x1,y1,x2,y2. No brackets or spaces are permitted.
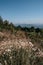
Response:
15,24,43,28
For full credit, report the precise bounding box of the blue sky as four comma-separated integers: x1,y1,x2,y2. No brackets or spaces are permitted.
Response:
0,0,43,24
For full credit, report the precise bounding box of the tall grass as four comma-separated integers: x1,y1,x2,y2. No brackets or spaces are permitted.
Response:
0,46,43,65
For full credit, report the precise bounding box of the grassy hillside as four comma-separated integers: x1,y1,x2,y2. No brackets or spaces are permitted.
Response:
0,16,43,65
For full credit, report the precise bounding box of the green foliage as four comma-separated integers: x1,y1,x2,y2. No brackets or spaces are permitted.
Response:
35,28,41,33
0,16,43,36
30,26,35,32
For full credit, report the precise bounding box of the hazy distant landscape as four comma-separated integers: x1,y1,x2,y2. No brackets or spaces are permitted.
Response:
15,24,43,28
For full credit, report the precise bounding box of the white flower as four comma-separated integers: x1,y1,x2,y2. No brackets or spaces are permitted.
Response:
0,63,2,65
5,49,11,52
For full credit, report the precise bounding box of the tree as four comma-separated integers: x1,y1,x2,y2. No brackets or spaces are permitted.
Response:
0,16,3,30
17,25,22,30
4,20,9,26
0,16,3,24
30,26,35,32
9,22,15,32
3,20,9,29
35,28,41,33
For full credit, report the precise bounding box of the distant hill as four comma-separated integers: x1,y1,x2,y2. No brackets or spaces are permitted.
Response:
15,24,43,28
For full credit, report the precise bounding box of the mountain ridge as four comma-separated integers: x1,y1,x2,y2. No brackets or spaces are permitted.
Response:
15,24,43,28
